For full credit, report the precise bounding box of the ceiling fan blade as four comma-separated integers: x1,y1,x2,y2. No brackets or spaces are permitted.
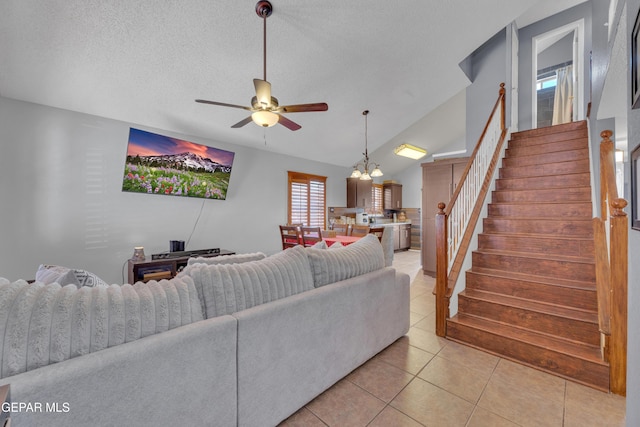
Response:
231,116,254,128
278,103,329,113
195,99,252,111
277,114,301,131
253,79,272,108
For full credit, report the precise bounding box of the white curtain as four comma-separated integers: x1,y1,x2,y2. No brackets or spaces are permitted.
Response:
552,65,573,125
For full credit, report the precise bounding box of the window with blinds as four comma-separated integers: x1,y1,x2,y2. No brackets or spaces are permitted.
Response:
288,171,327,228
372,184,383,215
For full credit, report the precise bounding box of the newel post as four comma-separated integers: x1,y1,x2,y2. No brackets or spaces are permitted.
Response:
609,198,628,396
499,82,506,130
435,202,448,337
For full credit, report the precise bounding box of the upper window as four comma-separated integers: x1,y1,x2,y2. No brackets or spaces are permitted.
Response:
536,75,557,90
288,171,326,228
372,184,383,215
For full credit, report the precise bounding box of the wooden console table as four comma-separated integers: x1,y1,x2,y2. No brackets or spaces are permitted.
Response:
127,249,235,284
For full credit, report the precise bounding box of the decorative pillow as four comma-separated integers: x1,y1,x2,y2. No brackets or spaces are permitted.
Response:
35,265,78,286
305,234,385,287
0,276,202,379
180,244,314,319
187,252,267,266
35,265,108,288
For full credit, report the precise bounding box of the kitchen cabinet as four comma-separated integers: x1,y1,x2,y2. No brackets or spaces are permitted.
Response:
399,224,411,250
383,183,402,210
346,178,372,208
421,157,468,275
392,224,411,251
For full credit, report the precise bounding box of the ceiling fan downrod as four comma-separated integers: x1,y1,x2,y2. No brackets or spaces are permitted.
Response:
255,1,273,82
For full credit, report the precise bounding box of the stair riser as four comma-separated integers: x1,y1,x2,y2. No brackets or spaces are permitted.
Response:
488,202,592,218
477,234,594,258
446,319,609,391
506,138,588,157
492,188,591,203
458,296,600,346
472,252,595,282
495,174,591,190
466,271,598,310
483,218,593,237
511,121,586,139
502,149,588,168
500,159,590,178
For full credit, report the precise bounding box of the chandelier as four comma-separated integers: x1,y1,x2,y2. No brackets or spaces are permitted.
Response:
349,110,383,180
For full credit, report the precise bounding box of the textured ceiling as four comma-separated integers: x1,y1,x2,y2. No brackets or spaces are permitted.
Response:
0,0,588,174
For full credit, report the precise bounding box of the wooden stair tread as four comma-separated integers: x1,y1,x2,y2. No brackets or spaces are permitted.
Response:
448,314,604,364
485,216,592,222
510,121,587,139
460,289,597,323
479,231,593,241
469,267,597,290
475,246,593,260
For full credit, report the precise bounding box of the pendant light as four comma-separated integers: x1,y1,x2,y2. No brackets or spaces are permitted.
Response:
349,110,382,180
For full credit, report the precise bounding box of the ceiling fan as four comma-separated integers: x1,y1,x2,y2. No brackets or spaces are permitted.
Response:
195,1,328,131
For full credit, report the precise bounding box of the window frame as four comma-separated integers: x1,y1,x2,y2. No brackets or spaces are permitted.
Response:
287,171,327,229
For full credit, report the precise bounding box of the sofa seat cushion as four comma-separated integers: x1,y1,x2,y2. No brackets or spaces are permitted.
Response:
0,276,203,379
180,245,314,319
187,252,267,266
305,234,385,287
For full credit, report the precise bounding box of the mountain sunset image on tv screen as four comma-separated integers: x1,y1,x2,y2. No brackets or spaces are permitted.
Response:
122,128,235,200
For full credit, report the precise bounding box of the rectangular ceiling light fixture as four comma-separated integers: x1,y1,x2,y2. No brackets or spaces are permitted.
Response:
394,143,427,159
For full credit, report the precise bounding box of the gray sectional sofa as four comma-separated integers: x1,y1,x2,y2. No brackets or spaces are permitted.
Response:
0,235,410,426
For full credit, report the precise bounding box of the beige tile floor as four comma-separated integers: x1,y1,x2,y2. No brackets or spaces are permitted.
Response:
280,250,626,427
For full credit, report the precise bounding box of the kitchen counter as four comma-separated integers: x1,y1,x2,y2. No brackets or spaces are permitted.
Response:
369,222,411,227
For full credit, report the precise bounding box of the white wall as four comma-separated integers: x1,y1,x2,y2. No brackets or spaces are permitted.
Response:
0,96,348,284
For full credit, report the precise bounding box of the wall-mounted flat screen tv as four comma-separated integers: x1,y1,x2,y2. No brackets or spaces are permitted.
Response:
122,128,235,200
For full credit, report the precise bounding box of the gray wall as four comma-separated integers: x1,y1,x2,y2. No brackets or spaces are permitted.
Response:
463,29,508,151
0,96,348,284
626,1,640,424
518,2,592,130
537,32,574,72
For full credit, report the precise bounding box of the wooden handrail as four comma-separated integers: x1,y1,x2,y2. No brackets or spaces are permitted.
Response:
593,130,628,396
434,83,507,336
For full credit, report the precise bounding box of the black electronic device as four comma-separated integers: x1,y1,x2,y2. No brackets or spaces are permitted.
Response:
152,248,221,260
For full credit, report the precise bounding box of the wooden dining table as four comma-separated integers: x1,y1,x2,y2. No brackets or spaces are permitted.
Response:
323,235,362,246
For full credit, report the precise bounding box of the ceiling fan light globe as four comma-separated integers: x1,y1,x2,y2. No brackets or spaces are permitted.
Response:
252,110,279,127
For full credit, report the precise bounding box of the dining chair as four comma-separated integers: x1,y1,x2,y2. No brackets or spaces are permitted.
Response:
351,224,370,237
331,223,350,236
279,225,302,250
369,226,385,242
300,226,323,247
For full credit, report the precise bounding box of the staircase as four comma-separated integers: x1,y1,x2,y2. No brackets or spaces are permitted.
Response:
446,120,610,391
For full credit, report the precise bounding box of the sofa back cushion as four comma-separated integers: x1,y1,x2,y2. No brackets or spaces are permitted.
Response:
305,234,385,287
0,276,203,379
187,252,267,266
180,245,314,319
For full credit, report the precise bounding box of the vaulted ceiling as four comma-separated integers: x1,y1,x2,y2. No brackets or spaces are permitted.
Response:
0,0,587,175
